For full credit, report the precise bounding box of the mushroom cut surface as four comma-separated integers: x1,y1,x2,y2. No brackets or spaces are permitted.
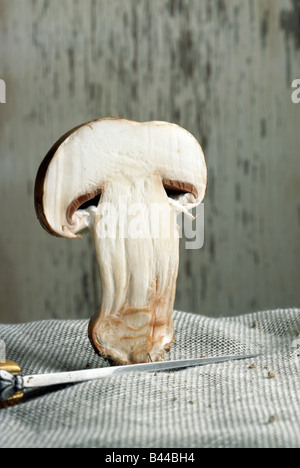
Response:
35,118,207,364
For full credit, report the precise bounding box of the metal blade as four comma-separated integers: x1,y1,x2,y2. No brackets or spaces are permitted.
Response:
23,354,260,389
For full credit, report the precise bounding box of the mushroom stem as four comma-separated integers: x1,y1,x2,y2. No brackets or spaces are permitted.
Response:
88,175,179,364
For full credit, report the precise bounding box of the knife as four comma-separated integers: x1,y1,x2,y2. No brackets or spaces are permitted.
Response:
0,354,259,406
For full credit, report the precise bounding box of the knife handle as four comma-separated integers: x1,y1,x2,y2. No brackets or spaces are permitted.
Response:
0,361,24,408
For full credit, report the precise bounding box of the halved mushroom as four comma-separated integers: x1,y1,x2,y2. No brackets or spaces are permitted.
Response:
34,118,207,364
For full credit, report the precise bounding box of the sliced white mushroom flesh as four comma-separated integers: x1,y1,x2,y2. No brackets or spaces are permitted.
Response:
35,118,207,364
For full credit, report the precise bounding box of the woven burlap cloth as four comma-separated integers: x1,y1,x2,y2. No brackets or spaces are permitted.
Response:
0,309,299,448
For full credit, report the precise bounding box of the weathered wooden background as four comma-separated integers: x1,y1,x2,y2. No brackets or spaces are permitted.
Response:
0,0,299,323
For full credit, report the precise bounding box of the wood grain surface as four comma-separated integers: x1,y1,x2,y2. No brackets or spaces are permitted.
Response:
0,0,299,323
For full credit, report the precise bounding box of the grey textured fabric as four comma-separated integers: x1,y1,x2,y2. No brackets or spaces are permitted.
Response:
0,309,299,448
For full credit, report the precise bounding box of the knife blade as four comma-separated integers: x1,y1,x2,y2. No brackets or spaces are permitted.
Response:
0,354,260,404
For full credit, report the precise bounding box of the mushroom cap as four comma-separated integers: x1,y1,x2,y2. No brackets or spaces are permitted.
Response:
35,118,207,238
